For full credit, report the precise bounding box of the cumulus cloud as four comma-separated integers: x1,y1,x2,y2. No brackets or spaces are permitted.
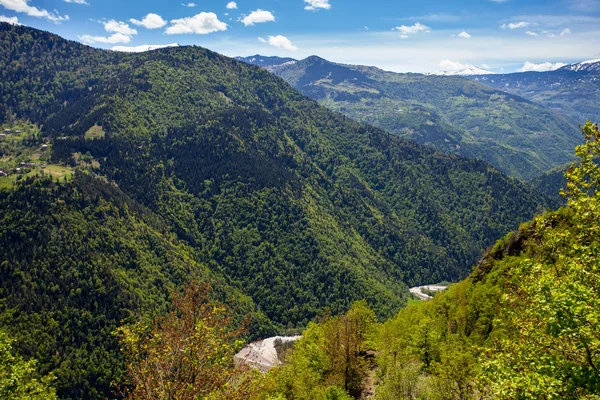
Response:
182,2,195,6
560,28,572,36
525,30,538,36
79,20,137,44
241,9,275,26
259,35,298,51
104,20,137,35
111,43,179,52
0,0,68,23
458,31,471,39
79,32,132,44
518,61,567,72
439,60,472,71
166,12,227,34
394,22,430,39
304,0,331,11
130,13,166,29
501,21,530,29
0,14,18,24
226,1,237,9
64,0,89,5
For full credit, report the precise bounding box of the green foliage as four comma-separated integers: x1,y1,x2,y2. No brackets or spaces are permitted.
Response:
259,302,375,400
0,173,266,398
480,122,600,399
264,56,581,180
530,162,570,205
116,282,262,400
0,23,553,398
0,331,57,400
375,122,600,399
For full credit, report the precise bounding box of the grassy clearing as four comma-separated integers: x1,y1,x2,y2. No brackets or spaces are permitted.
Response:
85,124,105,139
0,164,73,191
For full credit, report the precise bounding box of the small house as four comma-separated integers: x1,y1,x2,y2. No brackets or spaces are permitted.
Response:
14,130,21,134
15,168,22,174
3,129,10,133
41,144,48,150
0,170,6,177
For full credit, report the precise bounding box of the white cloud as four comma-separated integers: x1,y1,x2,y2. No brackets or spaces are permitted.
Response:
104,20,137,35
394,22,430,38
79,20,137,44
518,61,567,72
439,59,472,71
130,13,166,29
262,35,298,51
79,33,132,44
525,30,538,36
166,12,227,34
0,14,18,24
241,9,275,26
64,0,88,5
226,1,237,9
560,28,572,36
304,0,331,11
458,31,471,39
0,0,68,23
111,43,179,52
501,21,530,29
182,2,195,6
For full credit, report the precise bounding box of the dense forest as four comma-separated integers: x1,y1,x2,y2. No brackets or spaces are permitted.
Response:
0,22,575,398
248,122,600,399
245,55,581,181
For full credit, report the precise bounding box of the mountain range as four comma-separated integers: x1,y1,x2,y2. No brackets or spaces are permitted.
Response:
237,55,583,181
0,23,553,398
468,60,600,125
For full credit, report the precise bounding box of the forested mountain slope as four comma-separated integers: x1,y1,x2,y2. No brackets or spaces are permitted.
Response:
0,173,268,398
375,127,600,399
0,23,551,397
240,55,581,180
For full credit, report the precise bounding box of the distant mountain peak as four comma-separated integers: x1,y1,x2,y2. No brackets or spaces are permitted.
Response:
562,59,600,72
304,55,328,63
430,66,494,76
235,55,297,69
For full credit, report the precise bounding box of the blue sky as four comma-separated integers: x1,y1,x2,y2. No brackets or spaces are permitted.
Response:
1,0,600,73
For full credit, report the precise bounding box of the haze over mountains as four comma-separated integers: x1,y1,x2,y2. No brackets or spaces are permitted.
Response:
469,59,600,124
238,54,584,181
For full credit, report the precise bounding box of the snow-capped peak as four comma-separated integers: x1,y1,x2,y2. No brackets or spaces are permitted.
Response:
562,59,600,72
429,66,494,76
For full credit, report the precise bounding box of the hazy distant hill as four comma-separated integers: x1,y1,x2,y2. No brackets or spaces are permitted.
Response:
469,60,600,125
238,55,581,180
235,54,297,70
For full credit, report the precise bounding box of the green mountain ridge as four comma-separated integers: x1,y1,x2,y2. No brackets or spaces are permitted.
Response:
242,55,582,181
0,23,553,398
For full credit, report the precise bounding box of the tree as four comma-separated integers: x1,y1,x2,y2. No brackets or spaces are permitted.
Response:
115,282,261,400
259,302,376,400
0,331,57,400
480,122,600,399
